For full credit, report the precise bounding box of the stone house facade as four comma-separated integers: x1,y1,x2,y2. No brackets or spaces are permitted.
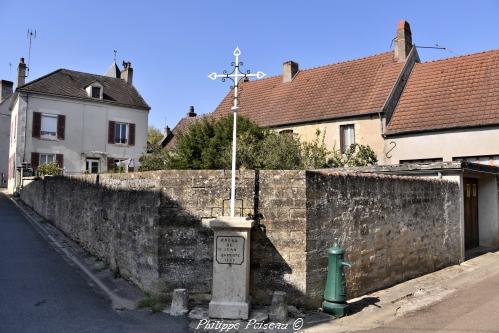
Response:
8,59,150,192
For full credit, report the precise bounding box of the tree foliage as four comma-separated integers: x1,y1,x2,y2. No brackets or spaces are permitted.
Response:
139,143,170,171
147,126,164,145
139,115,377,171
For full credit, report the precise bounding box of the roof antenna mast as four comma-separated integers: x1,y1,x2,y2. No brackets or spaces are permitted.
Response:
113,50,117,63
26,29,37,77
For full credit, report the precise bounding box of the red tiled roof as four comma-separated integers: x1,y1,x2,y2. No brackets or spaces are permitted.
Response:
163,115,205,149
213,52,405,127
386,50,499,135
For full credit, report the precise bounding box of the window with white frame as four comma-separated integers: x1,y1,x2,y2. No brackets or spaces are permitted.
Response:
41,114,58,139
40,153,56,165
86,158,100,174
114,122,128,144
340,124,355,153
85,82,103,99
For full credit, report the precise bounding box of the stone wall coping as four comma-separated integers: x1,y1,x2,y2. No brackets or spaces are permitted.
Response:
308,169,457,184
203,217,255,230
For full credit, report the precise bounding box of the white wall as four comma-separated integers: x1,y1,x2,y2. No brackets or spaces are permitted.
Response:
8,95,25,192
478,176,499,247
0,98,11,187
8,93,148,192
383,127,499,165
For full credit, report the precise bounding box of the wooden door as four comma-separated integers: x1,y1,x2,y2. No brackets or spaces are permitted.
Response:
464,178,479,249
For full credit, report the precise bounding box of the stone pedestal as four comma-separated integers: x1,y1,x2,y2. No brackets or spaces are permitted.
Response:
208,216,254,319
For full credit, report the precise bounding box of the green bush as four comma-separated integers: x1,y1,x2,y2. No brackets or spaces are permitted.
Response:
37,162,62,176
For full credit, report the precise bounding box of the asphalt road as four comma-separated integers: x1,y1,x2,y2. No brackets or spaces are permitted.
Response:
359,271,499,333
0,193,189,333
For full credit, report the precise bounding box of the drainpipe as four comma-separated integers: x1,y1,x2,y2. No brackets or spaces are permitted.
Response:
378,112,385,137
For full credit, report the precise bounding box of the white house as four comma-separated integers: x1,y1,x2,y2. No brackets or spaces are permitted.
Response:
382,49,499,166
8,58,150,193
0,80,14,187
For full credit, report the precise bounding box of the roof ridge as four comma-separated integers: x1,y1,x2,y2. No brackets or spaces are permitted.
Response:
242,50,395,83
420,49,499,65
295,50,394,73
60,68,125,81
16,68,64,90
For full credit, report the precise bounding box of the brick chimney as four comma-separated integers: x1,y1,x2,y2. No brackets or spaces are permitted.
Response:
0,80,13,101
164,126,172,136
17,57,27,87
121,61,133,85
187,105,197,117
394,20,413,62
283,61,299,83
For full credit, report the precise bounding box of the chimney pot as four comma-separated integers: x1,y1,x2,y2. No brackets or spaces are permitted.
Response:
121,61,133,85
165,126,172,136
0,80,14,101
394,20,413,62
187,106,197,117
283,61,299,83
17,57,27,87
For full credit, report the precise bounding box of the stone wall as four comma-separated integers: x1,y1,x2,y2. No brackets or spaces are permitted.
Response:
305,171,461,303
154,170,308,304
20,170,461,307
20,173,162,292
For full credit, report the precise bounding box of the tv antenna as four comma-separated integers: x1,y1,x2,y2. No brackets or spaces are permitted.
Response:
27,29,37,76
415,44,446,50
8,62,12,79
113,50,117,63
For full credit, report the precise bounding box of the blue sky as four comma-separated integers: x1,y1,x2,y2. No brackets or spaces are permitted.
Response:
0,1,497,130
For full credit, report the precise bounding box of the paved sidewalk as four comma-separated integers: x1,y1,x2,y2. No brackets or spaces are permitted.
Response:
304,250,499,333
356,271,499,333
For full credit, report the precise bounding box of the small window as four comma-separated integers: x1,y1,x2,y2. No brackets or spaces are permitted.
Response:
91,86,101,98
340,124,355,153
115,123,128,144
86,158,100,174
40,153,56,165
41,114,58,139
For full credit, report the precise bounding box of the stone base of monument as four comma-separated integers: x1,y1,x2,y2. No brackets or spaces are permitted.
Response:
205,216,254,320
209,301,250,319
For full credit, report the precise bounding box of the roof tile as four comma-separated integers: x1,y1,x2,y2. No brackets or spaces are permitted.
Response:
213,52,404,126
386,50,499,135
17,68,150,110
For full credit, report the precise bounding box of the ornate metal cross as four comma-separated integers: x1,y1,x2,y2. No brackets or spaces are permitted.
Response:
208,47,266,217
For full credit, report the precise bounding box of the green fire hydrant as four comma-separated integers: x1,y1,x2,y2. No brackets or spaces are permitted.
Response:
322,243,351,317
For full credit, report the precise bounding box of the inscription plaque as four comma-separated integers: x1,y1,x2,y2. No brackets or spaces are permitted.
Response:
215,236,245,265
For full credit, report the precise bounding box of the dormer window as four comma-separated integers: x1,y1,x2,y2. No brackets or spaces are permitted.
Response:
85,82,103,99
91,86,101,98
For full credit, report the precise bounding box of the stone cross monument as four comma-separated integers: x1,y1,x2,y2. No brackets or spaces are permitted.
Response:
206,48,265,319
